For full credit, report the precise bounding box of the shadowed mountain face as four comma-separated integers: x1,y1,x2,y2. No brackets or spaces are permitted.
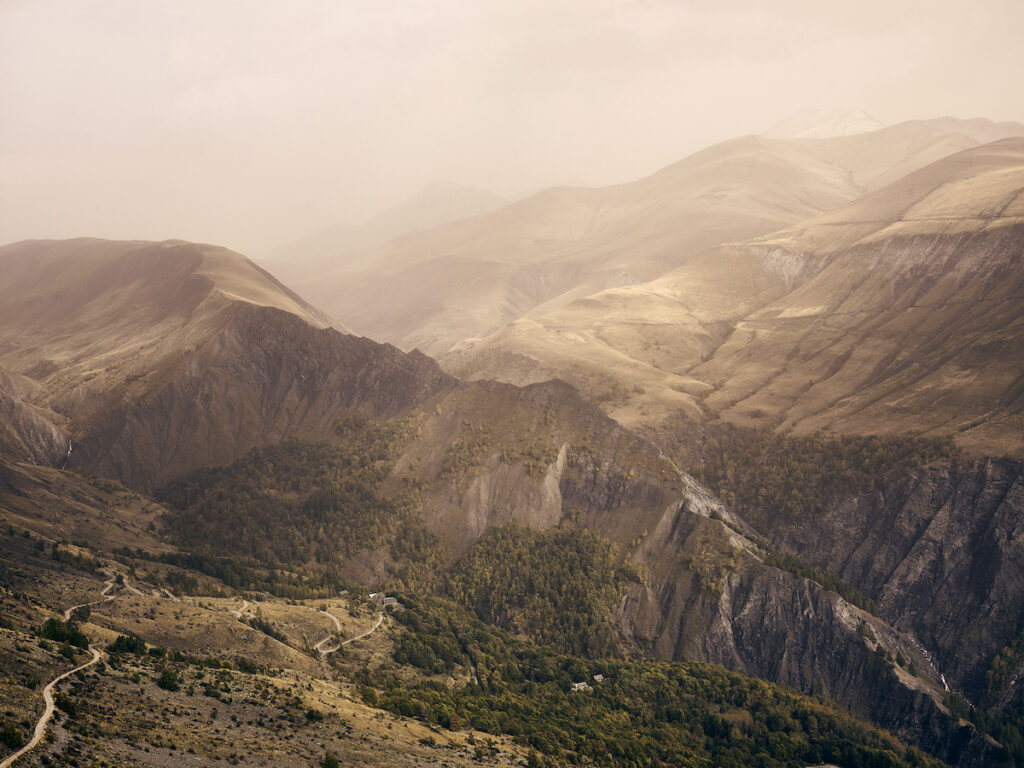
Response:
447,136,1024,457
272,117,1024,360
0,238,453,488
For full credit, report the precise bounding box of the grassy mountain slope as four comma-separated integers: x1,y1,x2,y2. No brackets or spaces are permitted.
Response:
447,137,1024,457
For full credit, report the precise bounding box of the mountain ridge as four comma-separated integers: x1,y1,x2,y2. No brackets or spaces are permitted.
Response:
446,136,1024,458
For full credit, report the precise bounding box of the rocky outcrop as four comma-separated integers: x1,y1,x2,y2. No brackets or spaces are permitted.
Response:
553,446,1003,766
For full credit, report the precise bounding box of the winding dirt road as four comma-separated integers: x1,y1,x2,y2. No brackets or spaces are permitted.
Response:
0,647,103,768
3,582,386,766
314,609,343,656
315,610,383,656
342,612,384,647
62,577,116,621
4,577,118,767
229,600,252,619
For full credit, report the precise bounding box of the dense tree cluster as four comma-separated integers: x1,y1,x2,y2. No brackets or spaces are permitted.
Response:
107,634,147,655
693,428,958,522
445,524,633,657
441,420,494,482
38,617,89,649
373,597,942,768
157,415,432,569
50,544,102,573
115,547,344,599
985,629,1024,707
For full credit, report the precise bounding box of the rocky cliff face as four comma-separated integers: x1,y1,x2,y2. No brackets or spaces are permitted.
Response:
554,450,1003,766
745,458,1024,706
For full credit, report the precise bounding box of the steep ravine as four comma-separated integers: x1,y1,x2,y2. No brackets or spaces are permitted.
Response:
556,451,1004,767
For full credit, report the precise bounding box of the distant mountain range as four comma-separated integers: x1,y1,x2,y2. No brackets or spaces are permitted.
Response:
265,180,505,274
447,132,1024,458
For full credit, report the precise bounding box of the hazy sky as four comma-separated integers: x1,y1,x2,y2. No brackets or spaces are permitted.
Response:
2,0,1022,258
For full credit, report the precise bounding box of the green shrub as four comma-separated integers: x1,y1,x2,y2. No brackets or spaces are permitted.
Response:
0,722,24,749
157,668,180,692
54,693,75,716
107,634,147,655
38,618,89,649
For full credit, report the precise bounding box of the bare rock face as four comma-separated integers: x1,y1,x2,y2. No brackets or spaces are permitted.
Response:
745,458,1024,704
679,566,997,768
0,369,68,465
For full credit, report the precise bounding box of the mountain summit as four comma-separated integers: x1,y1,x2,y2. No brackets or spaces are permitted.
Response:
763,108,885,138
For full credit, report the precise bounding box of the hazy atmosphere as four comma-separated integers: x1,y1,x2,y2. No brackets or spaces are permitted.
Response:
2,0,1023,258
3,3,1024,766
